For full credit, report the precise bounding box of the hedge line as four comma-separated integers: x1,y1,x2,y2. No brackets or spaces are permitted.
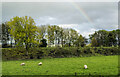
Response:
2,47,119,60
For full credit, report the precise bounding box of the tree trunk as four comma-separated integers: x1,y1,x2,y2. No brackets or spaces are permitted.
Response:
15,40,17,45
25,43,29,57
10,37,12,48
61,38,63,47
118,37,120,47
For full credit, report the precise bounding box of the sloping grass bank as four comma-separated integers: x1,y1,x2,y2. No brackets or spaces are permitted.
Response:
2,55,118,75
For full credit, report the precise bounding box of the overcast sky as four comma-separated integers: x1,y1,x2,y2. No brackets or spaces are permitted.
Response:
1,2,118,38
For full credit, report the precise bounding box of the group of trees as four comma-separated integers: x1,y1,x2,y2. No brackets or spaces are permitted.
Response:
1,16,120,50
1,23,10,47
1,16,87,50
90,29,120,47
46,25,87,47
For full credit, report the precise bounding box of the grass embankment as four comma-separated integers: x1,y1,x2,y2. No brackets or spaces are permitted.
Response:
2,55,118,75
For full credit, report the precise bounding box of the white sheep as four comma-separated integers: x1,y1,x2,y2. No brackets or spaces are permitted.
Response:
20,63,25,66
38,62,42,66
84,65,87,69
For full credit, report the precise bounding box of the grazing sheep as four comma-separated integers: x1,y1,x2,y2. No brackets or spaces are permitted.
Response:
20,63,25,66
84,65,87,69
38,62,42,66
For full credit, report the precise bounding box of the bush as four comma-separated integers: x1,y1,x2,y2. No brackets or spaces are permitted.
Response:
2,47,119,60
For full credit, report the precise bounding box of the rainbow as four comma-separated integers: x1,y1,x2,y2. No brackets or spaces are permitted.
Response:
69,1,99,28
70,2,93,23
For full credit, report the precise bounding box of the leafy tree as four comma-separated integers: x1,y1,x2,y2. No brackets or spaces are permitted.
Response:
47,25,55,46
89,30,109,46
39,39,47,47
46,25,64,47
91,37,98,47
89,29,119,47
74,35,85,47
7,16,37,52
59,27,64,47
70,29,79,47
2,23,10,48
37,25,47,43
7,16,23,46
61,28,78,47
53,25,60,45
62,28,71,47
108,30,117,46
83,37,88,45
116,29,120,46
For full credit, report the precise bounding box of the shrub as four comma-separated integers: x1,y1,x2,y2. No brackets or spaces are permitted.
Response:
2,47,119,60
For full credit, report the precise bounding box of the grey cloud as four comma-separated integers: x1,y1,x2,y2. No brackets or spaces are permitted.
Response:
2,2,118,37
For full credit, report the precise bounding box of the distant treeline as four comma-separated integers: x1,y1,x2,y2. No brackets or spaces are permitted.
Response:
89,29,120,47
1,16,120,50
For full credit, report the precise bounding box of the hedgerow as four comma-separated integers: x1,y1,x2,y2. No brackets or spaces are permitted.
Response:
2,47,119,60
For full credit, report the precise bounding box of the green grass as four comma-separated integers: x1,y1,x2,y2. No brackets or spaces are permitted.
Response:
2,55,118,75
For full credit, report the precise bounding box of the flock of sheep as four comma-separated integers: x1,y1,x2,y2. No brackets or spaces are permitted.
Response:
20,62,88,69
20,62,42,66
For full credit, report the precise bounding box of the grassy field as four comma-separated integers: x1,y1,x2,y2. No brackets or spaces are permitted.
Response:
2,55,118,75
